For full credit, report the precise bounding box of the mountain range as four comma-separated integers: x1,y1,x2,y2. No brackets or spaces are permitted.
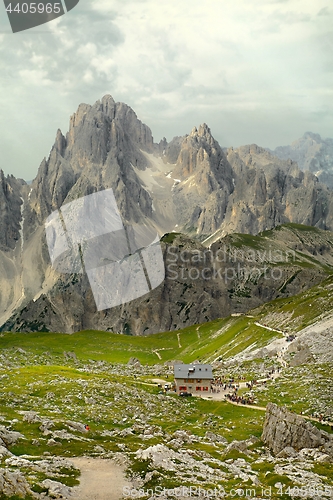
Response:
268,131,333,188
1,95,333,334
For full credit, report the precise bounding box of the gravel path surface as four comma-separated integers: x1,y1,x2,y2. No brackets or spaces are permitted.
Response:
71,457,132,500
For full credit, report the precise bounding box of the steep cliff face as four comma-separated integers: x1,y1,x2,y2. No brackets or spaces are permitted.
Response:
2,95,333,333
170,124,234,236
173,124,233,189
2,224,333,334
0,171,25,250
23,99,333,243
222,145,333,236
28,95,154,228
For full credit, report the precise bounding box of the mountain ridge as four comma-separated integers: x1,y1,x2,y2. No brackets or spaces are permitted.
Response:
268,131,333,188
2,223,333,334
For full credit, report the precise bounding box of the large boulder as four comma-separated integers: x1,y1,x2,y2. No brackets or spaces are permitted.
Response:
0,446,12,459
42,479,73,498
262,403,333,457
0,426,24,447
0,469,33,498
23,411,42,424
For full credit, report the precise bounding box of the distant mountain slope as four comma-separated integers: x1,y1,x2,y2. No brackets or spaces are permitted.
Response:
269,131,333,188
1,258,333,365
2,223,333,334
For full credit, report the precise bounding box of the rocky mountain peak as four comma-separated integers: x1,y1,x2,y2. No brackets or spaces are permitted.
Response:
0,171,24,250
69,102,91,130
174,123,228,179
100,94,116,116
28,95,159,227
4,96,333,334
189,123,214,143
197,122,211,136
302,131,322,143
189,122,211,135
54,129,66,156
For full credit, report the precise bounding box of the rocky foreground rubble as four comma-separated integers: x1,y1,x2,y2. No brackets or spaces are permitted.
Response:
0,428,77,499
0,399,332,499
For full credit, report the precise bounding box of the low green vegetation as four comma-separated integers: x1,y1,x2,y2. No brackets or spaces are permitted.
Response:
0,317,280,368
2,265,333,367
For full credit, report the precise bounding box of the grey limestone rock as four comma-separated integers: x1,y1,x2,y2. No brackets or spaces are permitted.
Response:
65,421,87,433
205,431,228,444
23,411,42,424
0,426,24,447
262,403,333,457
270,131,333,188
0,446,12,459
276,446,299,458
42,478,73,499
39,419,55,434
0,171,25,251
0,469,34,498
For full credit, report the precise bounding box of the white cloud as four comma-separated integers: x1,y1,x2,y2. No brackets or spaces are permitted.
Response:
18,68,53,86
77,42,97,58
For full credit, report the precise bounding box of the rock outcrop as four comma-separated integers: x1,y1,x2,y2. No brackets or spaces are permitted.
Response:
223,144,333,237
42,478,73,498
262,403,333,457
3,225,333,334
0,426,24,447
0,171,25,250
0,469,35,498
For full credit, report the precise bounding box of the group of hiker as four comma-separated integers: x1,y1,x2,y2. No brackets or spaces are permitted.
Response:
210,376,257,405
226,391,255,405
211,377,239,392
211,382,239,393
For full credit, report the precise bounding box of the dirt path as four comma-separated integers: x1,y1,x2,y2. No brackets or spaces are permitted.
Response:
226,399,332,426
70,457,132,500
225,399,267,411
177,332,182,348
152,349,162,360
254,322,285,335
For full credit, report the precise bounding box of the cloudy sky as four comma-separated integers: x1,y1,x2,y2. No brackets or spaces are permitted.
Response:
0,0,332,180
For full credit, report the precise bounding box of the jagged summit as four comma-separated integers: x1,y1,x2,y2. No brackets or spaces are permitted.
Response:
302,131,322,141
271,131,333,187
99,94,116,114
6,96,333,239
190,123,211,137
